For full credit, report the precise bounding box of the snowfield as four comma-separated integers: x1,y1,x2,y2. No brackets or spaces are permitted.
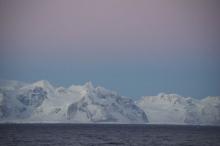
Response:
0,80,219,125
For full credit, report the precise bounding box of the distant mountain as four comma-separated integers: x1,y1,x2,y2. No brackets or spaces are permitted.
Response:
199,96,220,125
0,80,147,123
136,93,220,125
0,80,219,125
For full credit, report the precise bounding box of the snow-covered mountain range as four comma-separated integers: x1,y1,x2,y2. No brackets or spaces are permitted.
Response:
0,80,147,123
137,93,220,125
0,80,219,125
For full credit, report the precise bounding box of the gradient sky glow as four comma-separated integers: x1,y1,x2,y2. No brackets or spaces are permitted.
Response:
0,0,220,99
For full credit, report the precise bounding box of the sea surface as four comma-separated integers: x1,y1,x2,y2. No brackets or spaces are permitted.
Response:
0,124,220,146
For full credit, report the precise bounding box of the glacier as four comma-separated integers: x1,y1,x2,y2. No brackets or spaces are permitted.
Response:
0,80,219,125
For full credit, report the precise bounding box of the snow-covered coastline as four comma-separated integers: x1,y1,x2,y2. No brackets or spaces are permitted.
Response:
0,80,219,125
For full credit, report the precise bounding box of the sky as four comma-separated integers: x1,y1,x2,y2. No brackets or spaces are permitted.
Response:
0,0,220,99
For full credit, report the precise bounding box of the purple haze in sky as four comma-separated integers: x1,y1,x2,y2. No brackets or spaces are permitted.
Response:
0,0,220,98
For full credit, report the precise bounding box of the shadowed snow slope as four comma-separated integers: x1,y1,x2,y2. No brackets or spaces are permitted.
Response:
0,80,147,123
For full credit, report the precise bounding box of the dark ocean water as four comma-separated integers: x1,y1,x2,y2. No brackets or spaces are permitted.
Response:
0,124,220,146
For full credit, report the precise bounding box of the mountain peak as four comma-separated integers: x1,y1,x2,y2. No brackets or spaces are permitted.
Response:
27,80,55,95
33,80,53,88
83,81,94,90
157,93,181,98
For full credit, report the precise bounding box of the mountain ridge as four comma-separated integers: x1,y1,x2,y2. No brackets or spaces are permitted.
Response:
0,80,219,125
0,80,147,124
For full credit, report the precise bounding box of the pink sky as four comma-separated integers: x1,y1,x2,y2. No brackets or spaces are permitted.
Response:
1,0,219,62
